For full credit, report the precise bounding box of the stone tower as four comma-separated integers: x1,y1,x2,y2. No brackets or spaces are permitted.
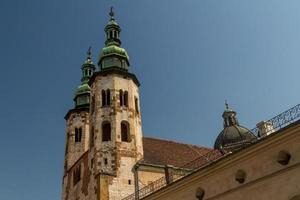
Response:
64,48,95,171
62,9,143,200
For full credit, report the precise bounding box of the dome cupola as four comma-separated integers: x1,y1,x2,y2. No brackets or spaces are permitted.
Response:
98,7,130,71
74,47,95,108
214,102,257,153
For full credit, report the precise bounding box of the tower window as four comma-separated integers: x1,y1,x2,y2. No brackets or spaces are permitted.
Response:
135,97,139,114
109,31,113,39
102,122,111,141
90,126,94,148
128,180,131,185
75,127,82,143
119,90,128,107
121,121,130,142
124,91,128,107
119,90,123,106
104,158,108,165
91,95,95,113
106,89,111,106
102,90,106,106
73,165,81,186
102,89,111,106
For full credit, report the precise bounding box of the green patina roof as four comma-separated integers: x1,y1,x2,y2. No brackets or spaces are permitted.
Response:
74,83,90,96
106,19,119,27
100,45,129,59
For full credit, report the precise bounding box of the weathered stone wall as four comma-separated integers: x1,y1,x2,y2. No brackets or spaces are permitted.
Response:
143,122,300,200
90,73,144,200
62,152,98,200
65,111,90,171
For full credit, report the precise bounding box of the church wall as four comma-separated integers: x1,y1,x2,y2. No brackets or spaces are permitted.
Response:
62,152,99,200
143,122,300,200
65,112,90,170
138,169,165,188
89,73,143,200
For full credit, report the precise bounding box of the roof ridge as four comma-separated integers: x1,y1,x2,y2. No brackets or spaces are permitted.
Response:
143,136,212,150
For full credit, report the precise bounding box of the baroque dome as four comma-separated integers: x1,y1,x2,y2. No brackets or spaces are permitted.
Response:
214,103,257,152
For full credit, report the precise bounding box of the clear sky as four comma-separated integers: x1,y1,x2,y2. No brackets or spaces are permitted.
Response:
1,0,300,199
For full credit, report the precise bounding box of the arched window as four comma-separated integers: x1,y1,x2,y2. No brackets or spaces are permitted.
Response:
90,126,94,148
135,97,139,114
106,89,111,106
102,122,111,141
102,90,106,106
124,91,128,107
75,127,82,143
109,31,113,39
119,90,123,106
121,121,130,142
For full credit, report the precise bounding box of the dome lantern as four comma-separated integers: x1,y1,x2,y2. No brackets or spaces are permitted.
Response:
214,102,257,153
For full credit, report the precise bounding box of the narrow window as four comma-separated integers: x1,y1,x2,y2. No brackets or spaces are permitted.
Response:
102,122,111,141
90,126,94,148
119,90,123,106
75,127,82,143
91,95,95,113
91,158,94,169
106,89,111,106
104,158,108,165
135,97,139,114
102,90,106,106
109,31,113,39
124,91,128,107
121,121,130,142
128,180,131,185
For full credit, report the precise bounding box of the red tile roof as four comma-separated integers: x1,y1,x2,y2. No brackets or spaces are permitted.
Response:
141,137,215,168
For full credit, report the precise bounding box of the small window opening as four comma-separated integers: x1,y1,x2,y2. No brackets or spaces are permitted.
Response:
91,158,94,169
104,158,108,165
235,169,246,184
128,180,131,185
109,31,113,39
135,97,139,114
106,89,111,106
195,188,205,200
124,91,128,107
75,127,82,143
119,90,123,106
90,126,94,148
102,122,111,141
121,121,130,142
277,150,291,165
102,90,106,106
91,95,95,113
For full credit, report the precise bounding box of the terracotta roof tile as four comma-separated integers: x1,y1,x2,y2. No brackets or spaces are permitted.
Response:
141,137,214,168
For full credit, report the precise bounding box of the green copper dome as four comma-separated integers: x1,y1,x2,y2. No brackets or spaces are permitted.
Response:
75,83,90,96
100,45,129,59
98,7,130,71
74,48,95,108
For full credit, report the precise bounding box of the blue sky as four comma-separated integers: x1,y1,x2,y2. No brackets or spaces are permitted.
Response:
1,0,300,199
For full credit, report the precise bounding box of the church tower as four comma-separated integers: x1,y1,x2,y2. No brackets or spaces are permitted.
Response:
64,48,95,171
62,8,143,200
89,8,143,199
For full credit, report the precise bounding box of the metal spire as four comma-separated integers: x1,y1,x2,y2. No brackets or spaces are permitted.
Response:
225,100,229,110
87,46,92,59
109,6,114,19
